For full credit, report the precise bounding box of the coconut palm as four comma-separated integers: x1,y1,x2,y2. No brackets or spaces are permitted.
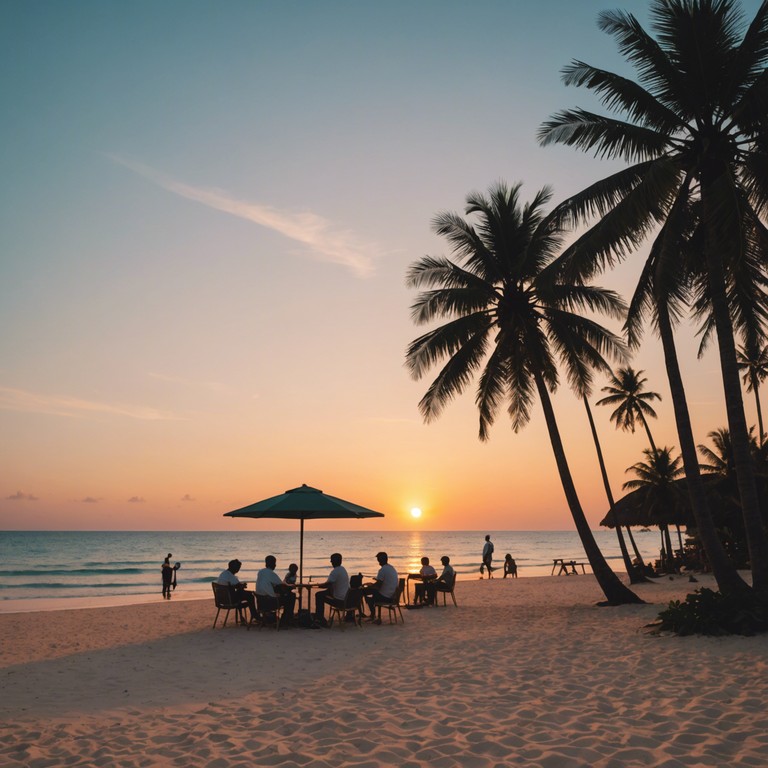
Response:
623,447,686,572
737,343,768,445
538,0,768,592
597,367,661,452
405,181,642,605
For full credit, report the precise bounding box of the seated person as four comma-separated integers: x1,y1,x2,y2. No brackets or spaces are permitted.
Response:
217,558,257,622
503,553,518,578
313,552,350,624
427,555,455,603
363,551,399,620
413,556,437,605
284,563,299,586
255,555,296,622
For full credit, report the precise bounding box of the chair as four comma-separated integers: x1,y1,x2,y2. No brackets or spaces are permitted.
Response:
374,578,406,625
327,588,363,629
255,594,283,630
212,582,250,628
433,572,457,606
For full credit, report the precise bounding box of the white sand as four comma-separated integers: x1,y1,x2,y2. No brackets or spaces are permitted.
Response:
1,574,767,768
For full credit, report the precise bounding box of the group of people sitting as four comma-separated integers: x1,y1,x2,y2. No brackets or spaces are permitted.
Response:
216,550,456,627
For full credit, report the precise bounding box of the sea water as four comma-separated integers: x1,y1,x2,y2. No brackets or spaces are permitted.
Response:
0,529,663,612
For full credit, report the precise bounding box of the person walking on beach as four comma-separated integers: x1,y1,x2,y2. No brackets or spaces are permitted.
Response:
161,553,180,599
482,535,495,577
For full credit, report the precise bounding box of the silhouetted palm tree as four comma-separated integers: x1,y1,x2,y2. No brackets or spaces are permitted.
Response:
538,0,768,592
597,367,661,452
405,181,642,605
737,343,768,446
623,447,686,572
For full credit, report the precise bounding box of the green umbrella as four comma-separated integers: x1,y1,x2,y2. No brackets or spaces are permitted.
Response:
224,483,385,585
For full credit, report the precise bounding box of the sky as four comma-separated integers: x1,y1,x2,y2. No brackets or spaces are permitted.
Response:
1,0,764,532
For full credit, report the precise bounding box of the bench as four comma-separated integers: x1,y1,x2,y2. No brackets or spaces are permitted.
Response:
551,558,588,575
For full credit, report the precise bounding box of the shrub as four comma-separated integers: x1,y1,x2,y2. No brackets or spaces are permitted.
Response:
651,588,768,636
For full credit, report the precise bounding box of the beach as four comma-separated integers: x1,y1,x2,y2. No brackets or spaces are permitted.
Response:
1,574,767,768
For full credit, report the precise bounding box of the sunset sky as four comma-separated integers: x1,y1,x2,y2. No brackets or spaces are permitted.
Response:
1,0,763,532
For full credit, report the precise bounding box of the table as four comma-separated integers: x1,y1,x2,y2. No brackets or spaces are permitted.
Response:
406,572,436,604
551,559,587,575
294,582,318,612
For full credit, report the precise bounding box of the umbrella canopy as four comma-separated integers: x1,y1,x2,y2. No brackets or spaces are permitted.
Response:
224,484,385,584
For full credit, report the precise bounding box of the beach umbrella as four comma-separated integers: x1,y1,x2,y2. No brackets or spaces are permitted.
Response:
223,484,385,585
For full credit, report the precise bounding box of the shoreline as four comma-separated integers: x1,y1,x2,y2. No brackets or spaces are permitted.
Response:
2,573,767,767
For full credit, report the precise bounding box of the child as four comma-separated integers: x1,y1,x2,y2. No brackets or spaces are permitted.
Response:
284,563,299,585
503,553,517,578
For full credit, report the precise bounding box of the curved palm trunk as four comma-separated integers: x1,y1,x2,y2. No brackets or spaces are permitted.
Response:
625,526,645,564
535,374,643,604
753,383,764,448
656,301,751,596
701,211,768,592
638,414,658,454
582,396,649,583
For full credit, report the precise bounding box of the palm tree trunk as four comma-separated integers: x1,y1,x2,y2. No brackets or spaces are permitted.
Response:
535,374,643,604
625,525,645,564
753,385,764,448
638,413,658,454
582,396,649,583
701,210,768,592
656,300,751,596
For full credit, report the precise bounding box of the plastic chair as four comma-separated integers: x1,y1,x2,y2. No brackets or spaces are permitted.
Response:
211,582,250,628
433,572,458,606
327,587,363,629
374,578,406,624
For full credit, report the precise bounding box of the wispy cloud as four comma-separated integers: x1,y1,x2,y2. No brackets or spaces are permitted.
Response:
0,386,182,421
181,494,195,502
128,496,146,503
6,491,38,501
109,155,377,277
80,496,101,504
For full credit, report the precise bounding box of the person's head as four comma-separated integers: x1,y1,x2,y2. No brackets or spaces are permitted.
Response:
265,555,277,570
421,556,430,566
287,563,298,574
330,552,343,567
505,553,512,560
163,555,170,565
228,558,242,574
376,551,388,565
485,535,491,542
441,555,450,566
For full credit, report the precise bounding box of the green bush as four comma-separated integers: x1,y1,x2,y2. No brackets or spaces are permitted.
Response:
652,588,768,636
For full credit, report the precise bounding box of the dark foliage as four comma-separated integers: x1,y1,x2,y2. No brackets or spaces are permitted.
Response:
651,587,768,636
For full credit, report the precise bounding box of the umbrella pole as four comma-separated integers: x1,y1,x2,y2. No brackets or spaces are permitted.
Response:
299,518,305,611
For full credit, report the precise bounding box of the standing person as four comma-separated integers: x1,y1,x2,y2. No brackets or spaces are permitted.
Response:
216,558,258,622
313,552,349,625
161,553,180,599
482,535,495,577
363,551,399,622
256,555,296,623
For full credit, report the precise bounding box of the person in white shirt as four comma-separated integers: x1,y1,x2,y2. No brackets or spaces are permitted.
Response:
363,551,399,621
427,555,456,603
413,556,437,605
482,534,495,577
216,558,257,622
256,555,296,622
313,552,350,624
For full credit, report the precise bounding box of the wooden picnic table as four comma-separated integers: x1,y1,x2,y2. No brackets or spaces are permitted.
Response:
551,558,588,575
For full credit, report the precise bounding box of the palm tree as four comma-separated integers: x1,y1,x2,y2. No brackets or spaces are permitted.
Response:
582,395,650,583
405,181,643,605
737,343,768,446
597,367,661,453
538,0,768,592
623,447,686,572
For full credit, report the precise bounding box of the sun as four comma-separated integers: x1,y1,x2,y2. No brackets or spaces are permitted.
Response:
410,507,423,519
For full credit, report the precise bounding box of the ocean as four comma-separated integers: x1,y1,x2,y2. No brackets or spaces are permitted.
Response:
0,529,662,612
